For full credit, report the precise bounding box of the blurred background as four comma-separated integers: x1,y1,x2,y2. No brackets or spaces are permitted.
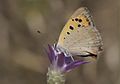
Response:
0,0,119,84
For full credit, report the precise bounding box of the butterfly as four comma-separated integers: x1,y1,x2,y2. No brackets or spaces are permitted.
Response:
56,7,103,59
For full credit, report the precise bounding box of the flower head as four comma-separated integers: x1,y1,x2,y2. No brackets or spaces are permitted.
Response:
47,45,89,84
47,45,88,73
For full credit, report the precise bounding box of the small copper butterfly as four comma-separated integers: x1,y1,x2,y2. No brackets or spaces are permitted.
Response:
57,7,103,60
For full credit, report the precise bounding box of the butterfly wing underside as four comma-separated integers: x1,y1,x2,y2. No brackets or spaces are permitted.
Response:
57,7,103,56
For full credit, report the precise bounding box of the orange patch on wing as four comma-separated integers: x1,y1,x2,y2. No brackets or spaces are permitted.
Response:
78,15,90,27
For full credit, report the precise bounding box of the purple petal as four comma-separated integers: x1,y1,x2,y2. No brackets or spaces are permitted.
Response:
47,45,56,63
57,52,65,67
65,56,74,64
46,49,52,63
64,60,89,72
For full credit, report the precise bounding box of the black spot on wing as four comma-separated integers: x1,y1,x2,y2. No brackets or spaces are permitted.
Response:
88,22,91,25
86,18,89,21
78,24,81,27
67,32,70,35
75,18,78,21
79,19,82,22
86,18,91,25
82,25,85,27
69,26,74,30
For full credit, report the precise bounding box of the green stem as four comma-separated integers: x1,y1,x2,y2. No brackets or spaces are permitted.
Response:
47,68,65,84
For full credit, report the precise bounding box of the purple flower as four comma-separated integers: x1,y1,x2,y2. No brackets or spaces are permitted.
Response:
47,45,88,73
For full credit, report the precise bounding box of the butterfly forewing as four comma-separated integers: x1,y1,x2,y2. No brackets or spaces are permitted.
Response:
57,7,103,57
